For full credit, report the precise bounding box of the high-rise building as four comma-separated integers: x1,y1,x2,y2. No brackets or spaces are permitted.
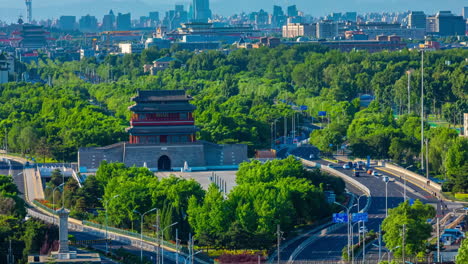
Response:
408,11,426,29
193,0,212,23
287,5,298,17
316,20,338,39
102,10,115,31
282,23,316,38
435,11,465,36
149,11,159,25
344,12,357,22
79,15,98,32
463,7,468,19
58,16,76,31
255,9,269,27
271,5,285,28
163,4,189,31
25,0,32,23
116,12,131,30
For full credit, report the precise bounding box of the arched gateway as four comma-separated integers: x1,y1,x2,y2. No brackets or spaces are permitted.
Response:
158,155,171,171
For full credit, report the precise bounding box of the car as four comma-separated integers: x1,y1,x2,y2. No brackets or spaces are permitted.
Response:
359,226,368,234
367,169,373,175
372,171,380,176
382,176,389,182
327,164,334,168
353,170,360,177
343,164,350,169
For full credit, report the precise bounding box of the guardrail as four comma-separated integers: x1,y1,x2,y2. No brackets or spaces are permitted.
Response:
280,159,372,264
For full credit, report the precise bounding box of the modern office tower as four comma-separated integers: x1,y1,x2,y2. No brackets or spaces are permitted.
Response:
271,5,286,27
59,16,76,31
79,15,98,32
163,4,188,31
316,20,338,39
149,11,159,24
116,12,131,30
408,11,426,28
287,5,298,17
328,12,342,21
344,12,357,22
435,11,465,36
193,0,212,22
463,7,468,19
102,10,115,31
255,9,269,27
25,0,32,23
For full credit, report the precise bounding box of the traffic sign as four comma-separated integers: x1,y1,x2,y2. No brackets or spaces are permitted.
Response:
409,198,415,206
300,105,308,111
333,213,348,223
352,213,368,222
318,111,327,116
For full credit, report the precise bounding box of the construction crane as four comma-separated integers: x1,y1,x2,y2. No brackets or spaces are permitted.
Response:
25,0,32,23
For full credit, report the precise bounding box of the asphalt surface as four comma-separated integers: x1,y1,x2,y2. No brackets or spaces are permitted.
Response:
1,159,181,264
288,159,447,262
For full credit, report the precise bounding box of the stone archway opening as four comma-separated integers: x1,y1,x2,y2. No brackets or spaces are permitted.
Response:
158,155,171,171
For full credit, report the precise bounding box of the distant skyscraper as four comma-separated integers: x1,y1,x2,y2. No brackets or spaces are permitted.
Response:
102,10,115,31
317,20,338,39
435,11,465,36
463,7,468,19
287,5,298,17
272,5,286,28
408,11,426,29
116,12,131,30
149,11,159,24
344,12,357,22
79,15,98,32
192,0,211,23
25,0,32,23
59,16,76,31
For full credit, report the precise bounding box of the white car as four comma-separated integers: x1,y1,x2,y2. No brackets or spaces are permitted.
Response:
342,164,350,169
372,171,380,176
327,164,334,168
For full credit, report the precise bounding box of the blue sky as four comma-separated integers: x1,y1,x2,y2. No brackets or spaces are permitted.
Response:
0,0,465,22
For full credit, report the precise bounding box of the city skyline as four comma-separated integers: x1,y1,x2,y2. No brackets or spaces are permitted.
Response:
0,0,466,23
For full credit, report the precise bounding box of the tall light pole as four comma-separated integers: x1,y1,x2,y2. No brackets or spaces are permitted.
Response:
407,70,412,114
420,49,425,174
134,208,158,262
384,176,390,217
52,183,65,211
404,165,413,201
160,222,178,264
334,202,357,260
99,194,120,253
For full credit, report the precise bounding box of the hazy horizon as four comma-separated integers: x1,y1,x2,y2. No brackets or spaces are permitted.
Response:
0,0,466,23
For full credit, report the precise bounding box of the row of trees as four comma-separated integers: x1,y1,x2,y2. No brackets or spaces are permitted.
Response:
188,156,345,249
0,175,58,262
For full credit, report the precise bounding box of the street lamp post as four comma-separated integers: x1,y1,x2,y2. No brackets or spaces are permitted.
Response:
52,183,65,211
355,194,366,246
384,176,390,217
404,165,413,201
334,202,357,260
160,222,178,264
134,208,158,263
99,194,120,253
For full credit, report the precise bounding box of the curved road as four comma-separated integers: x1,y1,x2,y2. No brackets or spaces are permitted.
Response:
287,158,448,262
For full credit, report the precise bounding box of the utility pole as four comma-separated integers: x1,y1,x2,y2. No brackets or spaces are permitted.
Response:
283,117,287,145
426,138,429,179
277,224,282,264
378,225,382,262
421,49,425,173
407,70,411,114
175,228,179,264
156,211,160,264
402,224,406,263
437,218,441,263
7,239,14,264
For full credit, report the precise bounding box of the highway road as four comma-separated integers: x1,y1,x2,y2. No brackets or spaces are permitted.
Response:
0,158,190,264
286,158,450,263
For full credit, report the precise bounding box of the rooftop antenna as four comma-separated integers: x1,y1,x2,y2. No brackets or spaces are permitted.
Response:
25,0,32,23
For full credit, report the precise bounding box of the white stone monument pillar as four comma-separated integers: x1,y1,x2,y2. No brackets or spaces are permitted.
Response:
57,208,70,253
